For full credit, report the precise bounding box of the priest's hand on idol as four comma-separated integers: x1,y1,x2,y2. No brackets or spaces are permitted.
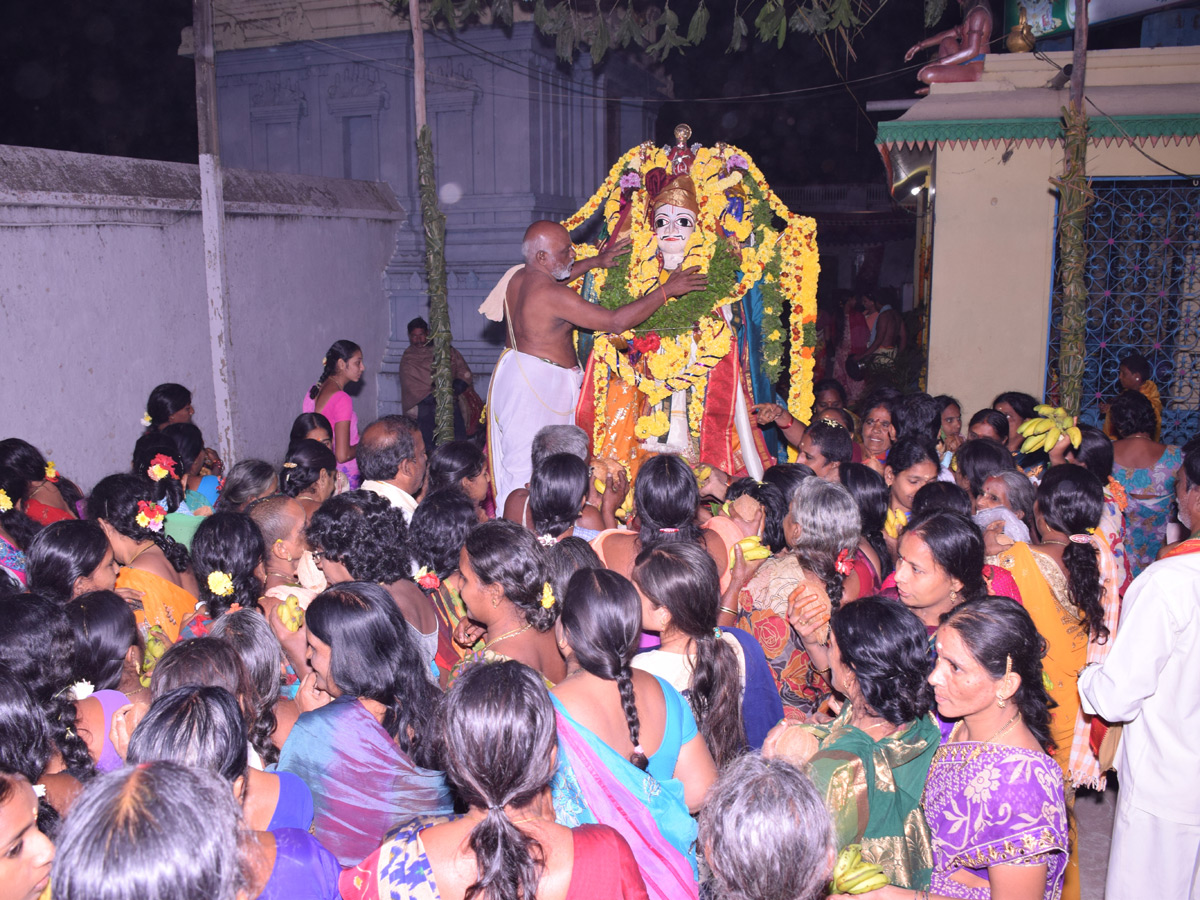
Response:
661,265,708,299
593,235,632,269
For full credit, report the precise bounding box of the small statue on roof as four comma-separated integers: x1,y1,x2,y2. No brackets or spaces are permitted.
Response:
903,0,995,94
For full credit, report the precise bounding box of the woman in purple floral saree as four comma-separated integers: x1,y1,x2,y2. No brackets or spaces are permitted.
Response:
923,598,1068,900
841,598,1069,900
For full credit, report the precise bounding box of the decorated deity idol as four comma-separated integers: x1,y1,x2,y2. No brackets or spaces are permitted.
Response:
565,124,819,482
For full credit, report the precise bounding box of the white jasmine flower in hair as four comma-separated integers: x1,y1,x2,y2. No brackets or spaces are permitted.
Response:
32,783,46,798
71,680,95,701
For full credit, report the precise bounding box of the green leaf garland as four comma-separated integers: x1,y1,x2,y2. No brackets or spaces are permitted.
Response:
596,239,742,335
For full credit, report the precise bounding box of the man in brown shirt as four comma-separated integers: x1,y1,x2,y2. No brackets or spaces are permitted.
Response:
399,316,474,447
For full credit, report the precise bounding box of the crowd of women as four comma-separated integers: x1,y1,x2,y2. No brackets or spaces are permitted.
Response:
0,338,1190,900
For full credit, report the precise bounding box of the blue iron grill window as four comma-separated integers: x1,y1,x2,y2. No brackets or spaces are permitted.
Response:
1047,177,1200,445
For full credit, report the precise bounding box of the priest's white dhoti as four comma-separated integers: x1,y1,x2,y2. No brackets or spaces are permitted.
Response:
487,348,582,510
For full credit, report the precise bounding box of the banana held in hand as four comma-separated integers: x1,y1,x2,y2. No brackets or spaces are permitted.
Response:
1018,417,1052,436
729,535,770,568
1017,410,1083,452
277,594,305,633
140,628,169,688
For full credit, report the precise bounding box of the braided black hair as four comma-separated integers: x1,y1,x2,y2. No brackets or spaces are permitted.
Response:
191,512,266,619
561,568,648,770
308,340,361,400
0,594,95,780
1037,466,1109,643
632,543,746,766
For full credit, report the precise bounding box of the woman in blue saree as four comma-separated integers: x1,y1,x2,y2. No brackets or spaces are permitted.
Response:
277,582,452,866
550,567,717,900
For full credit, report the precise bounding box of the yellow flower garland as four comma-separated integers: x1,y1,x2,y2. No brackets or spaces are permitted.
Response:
562,141,818,442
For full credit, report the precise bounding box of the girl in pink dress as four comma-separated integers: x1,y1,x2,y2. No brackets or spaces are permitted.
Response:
303,340,364,489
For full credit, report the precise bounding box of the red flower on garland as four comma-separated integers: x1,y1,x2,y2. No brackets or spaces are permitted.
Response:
631,332,661,354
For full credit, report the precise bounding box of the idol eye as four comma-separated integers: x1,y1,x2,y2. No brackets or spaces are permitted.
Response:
655,216,670,228
678,216,694,228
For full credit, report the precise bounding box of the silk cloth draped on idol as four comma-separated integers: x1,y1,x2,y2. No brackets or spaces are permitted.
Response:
566,125,819,486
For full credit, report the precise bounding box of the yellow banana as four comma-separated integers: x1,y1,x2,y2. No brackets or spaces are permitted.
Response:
1020,433,1045,454
839,861,885,891
594,478,607,494
833,846,864,886
1042,426,1061,453
277,595,305,633
729,536,770,568
831,846,856,884
1067,425,1082,448
1029,417,1053,434
1035,404,1055,416
845,872,890,894
140,629,169,687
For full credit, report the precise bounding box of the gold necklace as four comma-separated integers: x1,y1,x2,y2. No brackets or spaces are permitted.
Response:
954,710,1021,754
483,622,532,652
126,541,155,567
980,711,1022,744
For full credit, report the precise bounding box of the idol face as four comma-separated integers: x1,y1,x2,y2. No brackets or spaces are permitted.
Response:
654,204,696,269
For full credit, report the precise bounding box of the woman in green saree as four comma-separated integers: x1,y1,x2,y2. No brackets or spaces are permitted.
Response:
764,595,939,891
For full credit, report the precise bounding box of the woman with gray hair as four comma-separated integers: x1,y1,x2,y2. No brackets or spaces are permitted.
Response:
699,753,834,900
977,470,1037,537
734,477,861,718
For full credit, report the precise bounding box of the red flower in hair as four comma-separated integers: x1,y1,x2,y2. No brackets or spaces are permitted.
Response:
835,548,853,576
415,567,441,591
147,454,178,482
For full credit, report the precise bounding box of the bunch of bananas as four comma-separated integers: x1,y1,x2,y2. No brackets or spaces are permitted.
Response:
139,627,169,688
276,594,305,633
1017,405,1081,454
728,535,771,568
830,844,889,895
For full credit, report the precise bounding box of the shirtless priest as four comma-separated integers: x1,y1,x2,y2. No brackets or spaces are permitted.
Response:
487,220,706,508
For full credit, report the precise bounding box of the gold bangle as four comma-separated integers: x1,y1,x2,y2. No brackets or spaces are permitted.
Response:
718,605,738,617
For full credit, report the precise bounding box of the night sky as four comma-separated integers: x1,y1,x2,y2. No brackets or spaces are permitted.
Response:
0,0,1146,185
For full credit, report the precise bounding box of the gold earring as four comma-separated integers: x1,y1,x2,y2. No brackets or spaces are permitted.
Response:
996,692,1007,709
950,588,959,603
